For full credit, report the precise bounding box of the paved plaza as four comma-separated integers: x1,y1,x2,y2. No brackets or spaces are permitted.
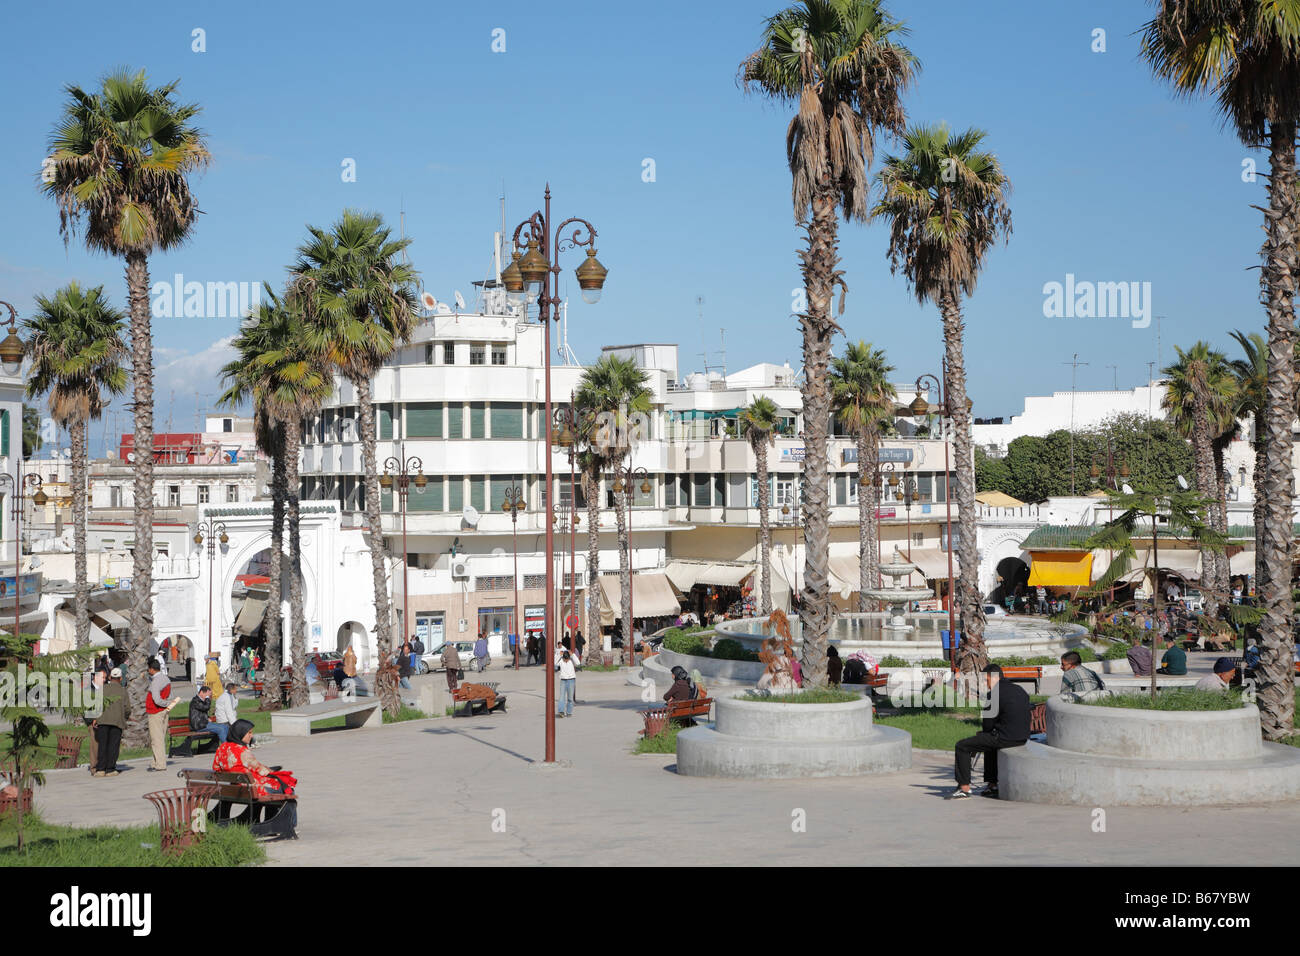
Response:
29,658,1300,867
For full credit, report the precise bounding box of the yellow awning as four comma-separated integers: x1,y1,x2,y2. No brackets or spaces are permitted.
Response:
975,491,1025,508
1027,551,1093,587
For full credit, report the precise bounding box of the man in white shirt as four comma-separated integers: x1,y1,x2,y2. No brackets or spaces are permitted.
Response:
210,680,240,743
556,650,577,718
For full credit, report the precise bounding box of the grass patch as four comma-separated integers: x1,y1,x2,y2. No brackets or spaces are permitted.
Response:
1082,688,1247,711
633,722,683,754
875,709,982,750
0,811,266,867
580,663,621,672
739,687,859,704
383,705,428,724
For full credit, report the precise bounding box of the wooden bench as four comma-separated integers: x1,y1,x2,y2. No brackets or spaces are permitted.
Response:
271,699,384,736
249,679,293,700
640,695,713,737
179,769,296,841
1000,666,1043,694
167,717,219,758
451,686,508,717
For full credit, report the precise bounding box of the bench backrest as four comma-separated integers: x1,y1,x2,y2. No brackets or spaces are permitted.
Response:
181,768,256,801
168,717,197,733
1001,666,1042,678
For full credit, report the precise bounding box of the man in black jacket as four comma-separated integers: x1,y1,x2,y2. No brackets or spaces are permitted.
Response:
948,664,1031,800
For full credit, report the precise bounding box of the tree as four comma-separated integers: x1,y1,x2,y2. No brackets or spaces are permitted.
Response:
742,0,916,684
292,211,419,716
829,342,896,609
22,407,43,458
24,282,127,652
974,447,1010,494
873,122,1013,677
1162,342,1237,617
1141,0,1300,742
43,69,210,745
575,355,652,663
741,396,782,614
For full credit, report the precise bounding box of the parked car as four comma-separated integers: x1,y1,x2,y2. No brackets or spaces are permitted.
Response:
422,640,476,673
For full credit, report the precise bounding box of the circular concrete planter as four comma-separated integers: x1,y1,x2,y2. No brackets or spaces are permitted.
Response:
714,695,874,740
676,693,911,780
1047,697,1262,761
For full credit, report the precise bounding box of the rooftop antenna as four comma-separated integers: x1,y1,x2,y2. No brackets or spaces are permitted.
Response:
1063,353,1089,494
718,328,727,377
1107,364,1118,390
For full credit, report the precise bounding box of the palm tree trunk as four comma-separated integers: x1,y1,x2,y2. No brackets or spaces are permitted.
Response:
259,421,285,712
756,442,773,615
1253,414,1266,594
614,470,632,664
123,248,155,747
70,418,89,648
583,468,602,662
1212,439,1231,607
796,187,840,687
355,376,398,715
1190,418,1219,618
284,421,309,708
940,286,987,675
1257,119,1298,741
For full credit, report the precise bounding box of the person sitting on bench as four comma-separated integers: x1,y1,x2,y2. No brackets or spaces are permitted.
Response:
664,666,698,703
187,685,223,745
948,664,1031,800
1158,634,1188,675
1059,651,1106,701
213,719,296,807
1126,638,1153,677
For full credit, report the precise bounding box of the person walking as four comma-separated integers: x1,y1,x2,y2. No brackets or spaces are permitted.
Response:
92,668,129,777
145,657,180,772
473,634,489,673
556,649,577,718
442,641,461,693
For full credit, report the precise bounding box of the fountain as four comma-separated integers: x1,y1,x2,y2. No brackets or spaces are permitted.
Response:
861,548,935,636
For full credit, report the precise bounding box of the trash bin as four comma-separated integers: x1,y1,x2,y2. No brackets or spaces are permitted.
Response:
941,629,962,663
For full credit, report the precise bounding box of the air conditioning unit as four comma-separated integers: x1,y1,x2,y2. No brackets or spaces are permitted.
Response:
452,559,471,579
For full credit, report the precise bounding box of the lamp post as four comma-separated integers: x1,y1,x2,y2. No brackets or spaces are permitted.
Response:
501,484,525,669
381,453,426,650
193,519,229,656
612,464,650,665
502,188,607,763
911,372,959,672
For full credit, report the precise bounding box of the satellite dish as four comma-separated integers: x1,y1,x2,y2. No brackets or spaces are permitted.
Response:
435,303,452,315
454,290,467,311
462,506,481,528
421,292,438,312
1176,475,1189,490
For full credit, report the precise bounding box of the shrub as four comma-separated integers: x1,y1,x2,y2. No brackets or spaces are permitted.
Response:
919,658,951,668
1083,688,1246,711
991,655,1026,667
663,630,712,657
711,638,759,662
1025,655,1058,665
1102,641,1131,660
740,687,859,704
879,655,910,668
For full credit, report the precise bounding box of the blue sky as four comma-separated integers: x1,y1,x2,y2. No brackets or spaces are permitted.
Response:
0,0,1267,455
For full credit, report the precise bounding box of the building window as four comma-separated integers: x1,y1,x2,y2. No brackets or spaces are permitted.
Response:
406,403,443,438
223,418,233,433
474,575,515,592
168,485,180,507
110,487,123,508
156,544,169,557
226,484,239,503
491,344,507,366
469,344,486,366
198,485,210,504
425,343,435,365
443,342,455,364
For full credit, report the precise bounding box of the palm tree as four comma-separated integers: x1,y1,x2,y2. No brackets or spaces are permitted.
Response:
1141,0,1300,743
575,355,652,662
43,68,209,744
1162,343,1237,616
24,283,127,651
740,396,782,614
292,211,419,716
873,123,1012,677
220,287,333,708
829,342,897,609
742,0,917,684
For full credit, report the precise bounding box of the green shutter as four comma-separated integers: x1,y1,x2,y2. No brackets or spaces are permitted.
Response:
378,405,393,440
470,475,486,511
406,402,443,438
1,409,9,457
447,405,463,440
489,403,522,439
490,477,522,512
470,403,486,439
409,477,442,512
447,476,463,513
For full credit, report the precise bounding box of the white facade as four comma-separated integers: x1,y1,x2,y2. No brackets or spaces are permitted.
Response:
971,382,1169,456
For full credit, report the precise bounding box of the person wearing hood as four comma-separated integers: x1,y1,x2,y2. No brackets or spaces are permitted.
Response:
213,719,292,800
664,666,697,703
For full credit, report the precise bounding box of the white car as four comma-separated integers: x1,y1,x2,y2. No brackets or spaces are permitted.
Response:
422,640,475,673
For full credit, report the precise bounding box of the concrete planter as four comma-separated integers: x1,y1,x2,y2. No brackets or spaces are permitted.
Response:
677,692,911,780
1002,697,1300,806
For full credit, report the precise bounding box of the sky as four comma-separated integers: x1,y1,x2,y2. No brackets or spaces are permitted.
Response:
0,0,1269,457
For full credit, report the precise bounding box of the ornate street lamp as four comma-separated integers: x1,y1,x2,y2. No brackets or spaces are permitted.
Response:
382,453,426,646
506,188,607,763
0,301,24,377
194,519,229,656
